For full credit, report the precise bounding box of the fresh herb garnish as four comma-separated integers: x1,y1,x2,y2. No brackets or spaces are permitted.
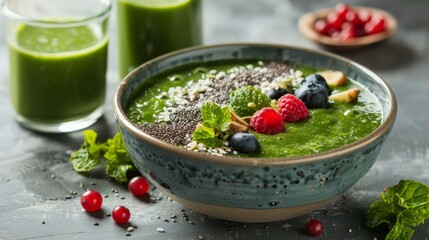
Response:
366,179,429,240
192,100,231,148
229,86,270,117
70,130,135,183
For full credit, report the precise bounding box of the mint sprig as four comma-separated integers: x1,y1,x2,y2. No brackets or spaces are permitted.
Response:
367,179,429,240
192,101,231,148
70,130,135,183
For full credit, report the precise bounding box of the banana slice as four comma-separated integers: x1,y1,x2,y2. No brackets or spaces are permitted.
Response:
317,70,347,87
329,88,360,102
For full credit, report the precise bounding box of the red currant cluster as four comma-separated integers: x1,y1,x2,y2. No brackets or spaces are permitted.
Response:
314,3,387,40
80,176,150,224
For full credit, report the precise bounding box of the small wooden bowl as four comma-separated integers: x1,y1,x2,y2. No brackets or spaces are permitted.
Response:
298,6,397,50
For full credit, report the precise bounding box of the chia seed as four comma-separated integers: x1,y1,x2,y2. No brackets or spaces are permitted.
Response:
138,106,200,146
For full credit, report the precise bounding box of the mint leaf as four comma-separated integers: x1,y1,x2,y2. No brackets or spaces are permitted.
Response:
192,101,231,148
70,147,100,172
70,130,103,172
192,125,222,148
401,208,429,227
105,160,134,183
392,180,429,209
385,217,414,240
367,179,429,240
104,133,132,163
103,133,135,182
84,130,105,153
366,200,394,228
200,100,231,131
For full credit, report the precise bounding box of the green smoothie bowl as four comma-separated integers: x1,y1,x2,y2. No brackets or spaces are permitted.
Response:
113,43,397,222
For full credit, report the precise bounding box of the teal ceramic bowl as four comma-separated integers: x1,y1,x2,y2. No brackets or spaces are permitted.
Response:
113,44,397,222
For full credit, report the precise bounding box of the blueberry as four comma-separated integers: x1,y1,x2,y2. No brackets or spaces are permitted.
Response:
295,83,329,109
302,74,331,93
229,133,260,154
267,88,289,100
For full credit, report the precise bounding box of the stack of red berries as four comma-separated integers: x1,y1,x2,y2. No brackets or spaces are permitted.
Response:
314,3,387,41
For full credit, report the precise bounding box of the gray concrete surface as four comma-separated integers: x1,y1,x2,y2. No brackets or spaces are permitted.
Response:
1,0,429,239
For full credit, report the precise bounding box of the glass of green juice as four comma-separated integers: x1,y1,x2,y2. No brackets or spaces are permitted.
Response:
2,0,111,133
117,0,202,78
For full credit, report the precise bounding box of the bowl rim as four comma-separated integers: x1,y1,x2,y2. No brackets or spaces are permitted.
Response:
297,6,397,48
113,43,397,167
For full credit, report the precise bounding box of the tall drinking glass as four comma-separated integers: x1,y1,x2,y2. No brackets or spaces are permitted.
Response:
117,0,202,78
2,0,111,133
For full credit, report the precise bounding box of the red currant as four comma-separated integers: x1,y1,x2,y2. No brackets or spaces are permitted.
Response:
327,12,344,30
128,176,150,197
80,190,103,212
305,219,324,237
358,10,372,26
329,29,340,39
339,28,356,40
334,3,350,19
112,206,131,224
364,16,386,35
345,11,361,26
314,19,330,36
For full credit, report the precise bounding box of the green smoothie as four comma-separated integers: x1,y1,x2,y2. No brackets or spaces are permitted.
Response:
126,61,383,158
8,24,108,123
117,0,202,78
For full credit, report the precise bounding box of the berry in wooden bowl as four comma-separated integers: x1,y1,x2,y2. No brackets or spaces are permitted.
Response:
298,3,397,50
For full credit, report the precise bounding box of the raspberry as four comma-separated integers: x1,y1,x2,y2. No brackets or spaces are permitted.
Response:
277,94,310,122
250,107,285,135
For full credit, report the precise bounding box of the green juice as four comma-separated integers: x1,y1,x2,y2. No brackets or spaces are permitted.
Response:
8,24,108,123
117,0,202,78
